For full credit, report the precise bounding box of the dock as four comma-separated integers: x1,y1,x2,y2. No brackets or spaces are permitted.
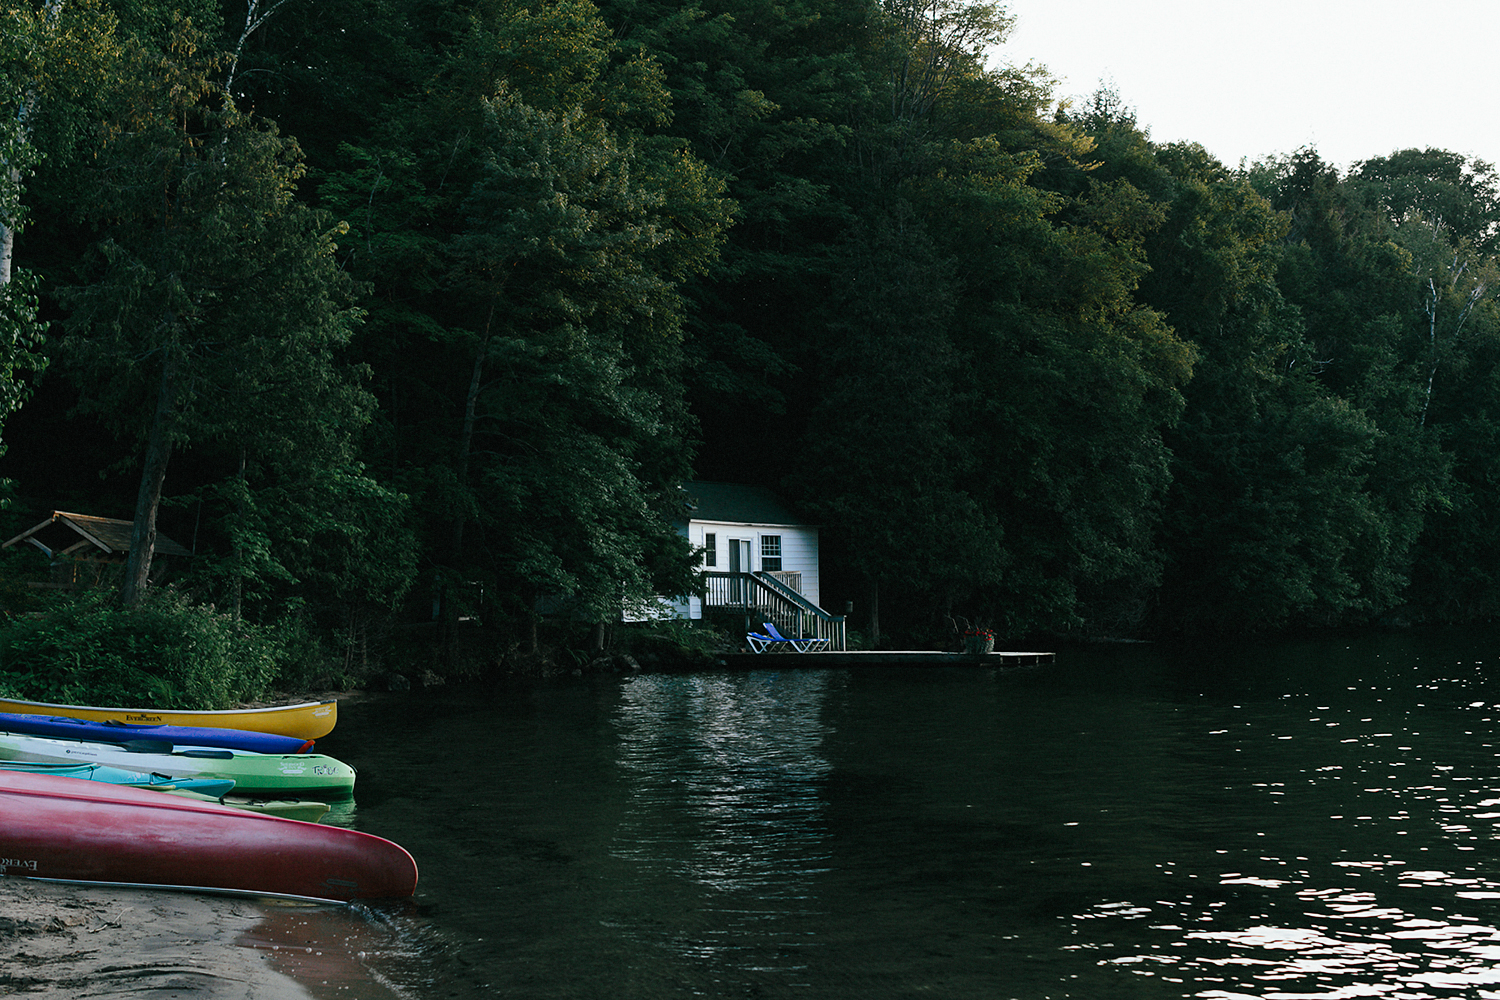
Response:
719,650,1055,668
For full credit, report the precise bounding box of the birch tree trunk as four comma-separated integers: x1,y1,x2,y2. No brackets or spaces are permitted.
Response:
225,0,289,104
1419,270,1487,428
0,200,13,286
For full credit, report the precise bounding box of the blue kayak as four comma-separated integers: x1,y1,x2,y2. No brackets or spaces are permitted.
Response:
0,760,237,797
0,711,313,754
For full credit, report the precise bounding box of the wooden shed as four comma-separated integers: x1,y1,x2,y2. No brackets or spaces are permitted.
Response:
3,511,192,590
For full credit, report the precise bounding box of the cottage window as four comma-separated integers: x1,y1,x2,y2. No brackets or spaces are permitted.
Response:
761,535,782,572
703,533,716,567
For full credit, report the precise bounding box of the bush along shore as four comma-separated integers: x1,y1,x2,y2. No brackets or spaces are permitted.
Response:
0,590,750,707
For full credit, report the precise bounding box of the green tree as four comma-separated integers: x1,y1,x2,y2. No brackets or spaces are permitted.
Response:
862,0,1014,187
792,68,1191,639
954,166,1192,636
58,20,371,606
793,206,999,644
313,0,731,643
1135,144,1419,632
592,0,878,482
0,0,118,454
1352,148,1500,252
1258,150,1449,621
1339,149,1500,619
183,462,417,672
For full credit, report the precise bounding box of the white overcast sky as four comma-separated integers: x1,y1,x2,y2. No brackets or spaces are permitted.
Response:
996,0,1500,172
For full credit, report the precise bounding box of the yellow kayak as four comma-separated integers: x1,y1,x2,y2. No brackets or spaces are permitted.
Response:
0,696,337,741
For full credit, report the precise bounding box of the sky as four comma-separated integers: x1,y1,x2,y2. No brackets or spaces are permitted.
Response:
996,0,1500,173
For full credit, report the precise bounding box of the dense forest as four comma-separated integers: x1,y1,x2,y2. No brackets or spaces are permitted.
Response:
1,0,1498,684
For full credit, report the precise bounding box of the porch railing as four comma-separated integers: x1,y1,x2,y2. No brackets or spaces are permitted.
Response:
699,571,846,651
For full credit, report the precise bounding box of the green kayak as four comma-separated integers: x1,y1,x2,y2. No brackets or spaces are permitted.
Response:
0,731,356,799
165,789,334,822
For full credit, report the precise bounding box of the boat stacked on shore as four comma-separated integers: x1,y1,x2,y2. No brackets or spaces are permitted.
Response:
0,696,417,903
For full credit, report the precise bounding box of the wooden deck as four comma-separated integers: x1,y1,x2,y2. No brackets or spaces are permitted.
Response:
720,650,1055,668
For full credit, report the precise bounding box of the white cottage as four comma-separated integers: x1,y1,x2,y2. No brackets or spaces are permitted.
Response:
670,481,822,621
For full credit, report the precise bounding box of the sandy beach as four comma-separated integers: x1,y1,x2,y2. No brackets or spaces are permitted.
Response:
0,877,407,999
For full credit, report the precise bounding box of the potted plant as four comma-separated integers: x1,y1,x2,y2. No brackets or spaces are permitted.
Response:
963,626,995,655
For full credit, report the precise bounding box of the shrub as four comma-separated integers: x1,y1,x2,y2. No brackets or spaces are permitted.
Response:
0,590,284,709
615,618,731,662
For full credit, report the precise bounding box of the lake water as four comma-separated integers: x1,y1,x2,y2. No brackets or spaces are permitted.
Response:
277,627,1500,999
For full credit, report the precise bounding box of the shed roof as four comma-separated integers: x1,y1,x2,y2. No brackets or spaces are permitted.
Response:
3,511,193,559
681,481,809,527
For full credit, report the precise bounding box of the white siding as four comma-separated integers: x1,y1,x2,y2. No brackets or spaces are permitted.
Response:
774,526,819,606
664,519,821,619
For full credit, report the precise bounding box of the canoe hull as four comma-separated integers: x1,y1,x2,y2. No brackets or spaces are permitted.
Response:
0,771,414,903
0,696,336,741
0,732,356,799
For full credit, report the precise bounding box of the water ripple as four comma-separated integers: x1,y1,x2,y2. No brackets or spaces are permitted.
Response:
607,672,834,974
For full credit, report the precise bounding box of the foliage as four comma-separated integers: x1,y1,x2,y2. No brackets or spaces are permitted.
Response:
0,269,45,439
56,16,372,605
1350,148,1500,252
615,616,729,660
7,0,1500,662
793,204,999,637
183,464,417,616
307,0,731,637
0,0,111,453
0,590,283,707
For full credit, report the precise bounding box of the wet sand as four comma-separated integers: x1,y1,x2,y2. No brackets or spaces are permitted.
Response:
0,877,398,999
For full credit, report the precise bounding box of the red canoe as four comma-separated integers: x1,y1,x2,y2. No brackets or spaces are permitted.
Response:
0,770,417,903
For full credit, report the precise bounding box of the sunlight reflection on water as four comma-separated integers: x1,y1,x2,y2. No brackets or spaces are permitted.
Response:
1047,640,1500,999
606,672,833,976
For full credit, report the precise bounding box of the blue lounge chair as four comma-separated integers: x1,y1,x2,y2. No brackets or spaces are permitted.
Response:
762,621,829,653
746,628,797,653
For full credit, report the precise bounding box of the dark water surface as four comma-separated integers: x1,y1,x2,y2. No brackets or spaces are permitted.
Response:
303,628,1500,998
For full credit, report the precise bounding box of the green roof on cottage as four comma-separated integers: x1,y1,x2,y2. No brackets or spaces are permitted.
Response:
682,481,807,527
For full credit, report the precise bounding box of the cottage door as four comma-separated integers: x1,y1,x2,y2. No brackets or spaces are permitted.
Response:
728,538,752,605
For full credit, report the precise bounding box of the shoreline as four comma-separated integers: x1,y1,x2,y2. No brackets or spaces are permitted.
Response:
0,877,406,999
